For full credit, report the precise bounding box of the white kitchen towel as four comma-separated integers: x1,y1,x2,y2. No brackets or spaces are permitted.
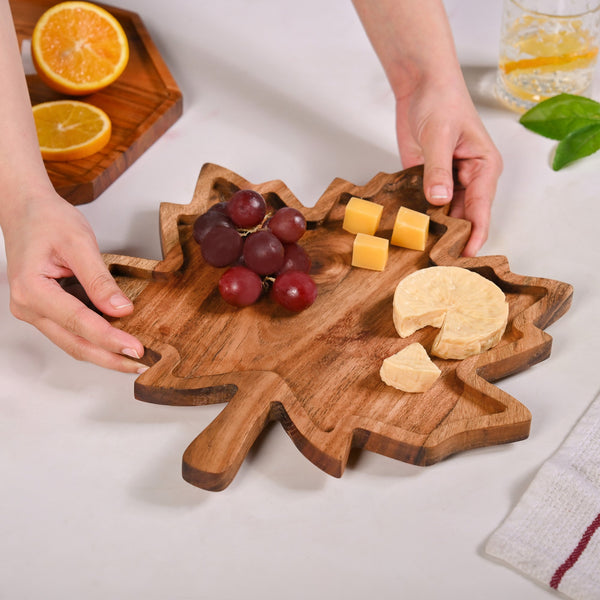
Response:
485,390,600,599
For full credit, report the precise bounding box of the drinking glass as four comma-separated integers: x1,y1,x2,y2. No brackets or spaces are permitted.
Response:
496,0,600,112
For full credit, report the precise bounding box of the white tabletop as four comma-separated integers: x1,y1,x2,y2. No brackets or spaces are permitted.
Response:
2,1,599,598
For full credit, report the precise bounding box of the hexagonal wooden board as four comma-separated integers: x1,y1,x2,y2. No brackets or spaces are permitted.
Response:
103,163,573,491
11,0,183,205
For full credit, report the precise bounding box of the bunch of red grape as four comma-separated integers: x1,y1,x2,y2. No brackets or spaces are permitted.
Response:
193,189,317,311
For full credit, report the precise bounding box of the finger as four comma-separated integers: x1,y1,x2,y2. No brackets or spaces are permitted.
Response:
66,243,135,319
419,122,457,206
447,192,486,258
35,316,148,374
448,188,465,220
26,278,145,360
461,222,488,258
456,167,497,257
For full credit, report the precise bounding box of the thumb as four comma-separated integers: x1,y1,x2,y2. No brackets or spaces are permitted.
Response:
420,123,456,206
71,249,134,318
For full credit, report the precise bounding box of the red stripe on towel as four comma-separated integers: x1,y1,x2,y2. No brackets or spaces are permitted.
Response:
550,512,600,589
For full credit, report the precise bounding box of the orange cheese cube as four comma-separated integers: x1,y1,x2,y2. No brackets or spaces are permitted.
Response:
343,197,383,235
352,233,389,271
391,206,430,251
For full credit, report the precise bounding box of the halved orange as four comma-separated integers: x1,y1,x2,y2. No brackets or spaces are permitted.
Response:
33,100,112,161
31,1,129,96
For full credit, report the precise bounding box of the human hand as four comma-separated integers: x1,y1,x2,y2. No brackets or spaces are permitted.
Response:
395,78,503,257
3,189,146,373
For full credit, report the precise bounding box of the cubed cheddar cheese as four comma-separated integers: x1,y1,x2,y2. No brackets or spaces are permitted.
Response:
391,206,430,251
343,197,383,235
352,233,389,271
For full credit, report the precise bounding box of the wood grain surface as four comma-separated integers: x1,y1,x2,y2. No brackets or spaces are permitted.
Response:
102,164,573,491
10,0,183,205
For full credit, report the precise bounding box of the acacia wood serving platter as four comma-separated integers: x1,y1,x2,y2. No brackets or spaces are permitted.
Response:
104,163,573,491
11,0,183,205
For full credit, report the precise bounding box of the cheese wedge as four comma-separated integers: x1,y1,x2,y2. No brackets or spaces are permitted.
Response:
392,266,509,360
380,342,441,393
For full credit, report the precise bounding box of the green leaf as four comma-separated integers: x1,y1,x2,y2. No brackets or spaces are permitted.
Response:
520,93,600,140
552,122,600,170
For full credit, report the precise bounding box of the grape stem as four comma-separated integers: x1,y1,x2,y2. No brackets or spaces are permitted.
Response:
262,275,276,291
237,210,275,237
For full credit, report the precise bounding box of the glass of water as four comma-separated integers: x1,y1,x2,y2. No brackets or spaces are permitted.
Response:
496,0,600,112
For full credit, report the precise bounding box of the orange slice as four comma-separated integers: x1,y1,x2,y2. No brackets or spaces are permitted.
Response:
500,49,599,75
31,1,129,96
33,100,112,161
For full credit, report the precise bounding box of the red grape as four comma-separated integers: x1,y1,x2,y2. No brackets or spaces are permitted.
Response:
218,266,263,307
227,189,267,228
278,243,311,274
271,270,317,312
193,211,234,244
201,225,243,267
267,207,306,243
195,194,316,311
243,229,285,275
208,201,230,216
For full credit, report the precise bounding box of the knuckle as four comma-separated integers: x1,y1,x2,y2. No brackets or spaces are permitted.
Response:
62,302,90,337
9,300,27,322
8,280,32,322
9,278,27,306
464,191,489,213
423,117,452,139
84,270,117,299
487,147,504,175
97,317,117,341
60,231,96,262
65,218,96,243
62,339,87,362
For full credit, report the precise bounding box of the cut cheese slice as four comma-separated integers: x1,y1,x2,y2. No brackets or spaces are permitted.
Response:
343,197,383,235
393,266,509,360
352,233,389,271
391,206,430,251
380,342,441,393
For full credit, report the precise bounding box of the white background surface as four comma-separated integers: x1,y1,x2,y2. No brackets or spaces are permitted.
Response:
2,1,599,598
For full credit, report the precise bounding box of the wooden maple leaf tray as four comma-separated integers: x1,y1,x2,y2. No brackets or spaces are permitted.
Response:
103,163,573,491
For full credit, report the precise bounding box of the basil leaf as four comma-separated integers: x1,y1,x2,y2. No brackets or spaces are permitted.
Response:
520,93,600,140
552,122,600,170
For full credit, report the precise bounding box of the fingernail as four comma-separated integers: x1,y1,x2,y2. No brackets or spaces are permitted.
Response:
430,185,450,200
110,294,133,310
122,348,140,359
136,365,149,374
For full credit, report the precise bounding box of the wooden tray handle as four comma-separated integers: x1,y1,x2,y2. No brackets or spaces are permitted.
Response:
134,345,298,491
181,372,286,491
